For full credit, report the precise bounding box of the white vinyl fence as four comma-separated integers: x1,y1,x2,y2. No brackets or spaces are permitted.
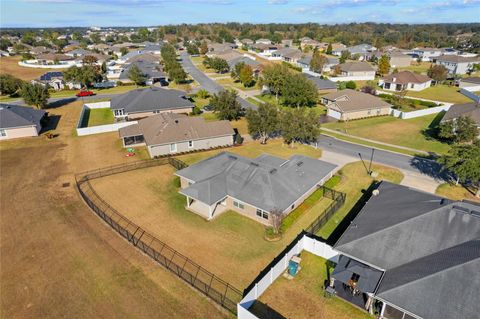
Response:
460,88,480,103
390,104,451,119
237,233,339,319
327,75,375,82
76,101,137,136
18,60,81,68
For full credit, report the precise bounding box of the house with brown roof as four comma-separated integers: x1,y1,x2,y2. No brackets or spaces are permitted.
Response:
329,61,376,81
322,89,391,121
380,71,432,92
118,113,234,158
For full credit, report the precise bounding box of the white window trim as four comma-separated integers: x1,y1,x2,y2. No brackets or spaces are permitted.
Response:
170,143,177,153
0,129,6,137
114,109,125,117
233,200,245,210
188,140,194,148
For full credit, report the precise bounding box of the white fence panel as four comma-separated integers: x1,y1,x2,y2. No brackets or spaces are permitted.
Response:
18,61,80,68
327,75,375,82
302,236,339,262
237,304,260,319
460,88,480,103
85,101,111,109
76,121,137,136
256,273,272,297
390,104,451,119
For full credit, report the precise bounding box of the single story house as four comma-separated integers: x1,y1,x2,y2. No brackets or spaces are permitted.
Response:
249,43,281,57
332,181,480,319
270,48,304,63
333,44,375,58
119,113,234,158
334,62,375,80
304,74,337,93
459,77,480,92
110,87,194,120
255,38,272,45
0,104,46,140
227,56,261,73
281,39,293,47
117,60,166,85
175,152,337,223
365,51,412,68
441,102,480,128
65,48,93,58
322,89,391,121
34,71,65,90
35,53,76,65
434,55,480,76
411,47,444,61
143,44,162,55
379,71,432,92
207,43,236,55
297,56,339,73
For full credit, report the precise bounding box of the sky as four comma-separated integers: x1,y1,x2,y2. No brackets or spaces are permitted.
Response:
1,0,479,28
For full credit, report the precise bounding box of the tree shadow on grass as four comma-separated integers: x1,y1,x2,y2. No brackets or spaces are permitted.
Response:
421,110,446,141
47,97,77,109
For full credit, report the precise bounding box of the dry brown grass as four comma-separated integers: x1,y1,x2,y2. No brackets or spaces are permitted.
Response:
0,100,229,318
0,56,68,80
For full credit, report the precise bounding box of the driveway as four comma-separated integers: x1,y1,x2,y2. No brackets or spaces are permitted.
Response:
180,52,257,110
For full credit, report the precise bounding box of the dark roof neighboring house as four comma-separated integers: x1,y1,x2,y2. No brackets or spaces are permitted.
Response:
66,48,93,56
36,53,75,61
119,113,233,146
339,61,375,73
0,104,46,129
304,75,337,90
118,60,165,80
435,55,480,64
39,71,64,81
143,44,162,53
297,56,338,67
176,152,337,213
334,181,480,319
322,89,390,112
227,56,260,69
441,102,480,125
345,44,375,55
125,52,159,64
382,71,431,85
111,87,194,113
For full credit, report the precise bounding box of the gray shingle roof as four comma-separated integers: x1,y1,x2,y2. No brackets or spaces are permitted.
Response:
304,75,337,90
0,104,46,129
176,152,337,212
323,89,391,112
441,102,480,125
119,60,165,80
227,56,260,69
334,181,480,319
110,87,193,114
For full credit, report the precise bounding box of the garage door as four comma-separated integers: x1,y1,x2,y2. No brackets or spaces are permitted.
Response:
327,109,342,119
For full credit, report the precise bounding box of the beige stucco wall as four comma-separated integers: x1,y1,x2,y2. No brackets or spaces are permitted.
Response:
127,107,194,120
224,197,272,226
0,125,39,140
338,107,391,121
148,135,233,158
390,57,411,68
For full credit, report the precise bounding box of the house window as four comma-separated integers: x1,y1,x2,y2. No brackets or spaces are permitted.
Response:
234,200,244,209
114,109,124,116
410,83,414,89
170,143,177,152
291,204,295,210
384,83,390,89
188,140,193,148
0,129,6,137
367,110,372,115
256,209,269,220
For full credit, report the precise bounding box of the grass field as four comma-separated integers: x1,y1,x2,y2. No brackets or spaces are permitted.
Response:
0,56,69,80
81,108,115,127
259,252,372,319
436,183,480,203
316,161,404,239
404,84,472,104
323,113,451,155
398,61,432,74
215,77,259,91
0,100,228,318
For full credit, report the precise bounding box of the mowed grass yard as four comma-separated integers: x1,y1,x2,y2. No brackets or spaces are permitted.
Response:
0,56,68,80
436,183,480,203
0,100,228,318
258,252,372,319
81,108,115,127
404,84,472,104
88,141,325,288
323,113,451,155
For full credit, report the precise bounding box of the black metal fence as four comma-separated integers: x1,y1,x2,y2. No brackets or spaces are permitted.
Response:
304,186,346,235
75,158,242,315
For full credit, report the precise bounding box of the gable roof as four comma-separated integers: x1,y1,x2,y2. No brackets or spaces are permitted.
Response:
119,113,233,146
435,54,480,63
110,87,193,113
339,61,375,73
334,181,480,319
0,104,46,129
125,52,159,64
176,152,337,212
323,89,391,113
461,77,480,85
441,102,480,125
118,60,165,80
304,75,337,90
39,71,64,81
382,71,431,85
227,56,260,69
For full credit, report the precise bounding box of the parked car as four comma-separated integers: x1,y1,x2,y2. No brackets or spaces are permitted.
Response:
159,79,169,87
76,90,95,97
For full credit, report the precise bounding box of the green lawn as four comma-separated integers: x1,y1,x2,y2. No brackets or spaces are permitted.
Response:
82,108,115,127
323,113,451,155
259,252,372,319
436,183,480,203
398,62,432,74
246,97,261,106
316,161,404,239
215,77,259,91
404,84,472,104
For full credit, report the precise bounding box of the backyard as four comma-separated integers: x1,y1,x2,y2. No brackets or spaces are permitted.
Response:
323,113,451,155
80,108,115,127
404,84,472,104
257,252,372,319
378,93,438,112
397,61,432,74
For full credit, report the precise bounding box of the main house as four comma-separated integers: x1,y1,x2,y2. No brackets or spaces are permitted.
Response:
379,71,432,92
331,181,480,319
0,104,47,140
322,89,391,121
434,55,480,76
175,152,337,224
110,87,194,121
331,62,376,81
118,113,234,158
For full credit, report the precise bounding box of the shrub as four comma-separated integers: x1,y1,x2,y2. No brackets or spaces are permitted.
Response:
190,106,202,115
345,81,357,89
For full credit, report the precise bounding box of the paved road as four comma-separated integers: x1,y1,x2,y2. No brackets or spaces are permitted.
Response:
180,52,257,110
317,134,445,181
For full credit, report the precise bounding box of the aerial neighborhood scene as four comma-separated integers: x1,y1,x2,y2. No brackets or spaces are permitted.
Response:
2,1,480,319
